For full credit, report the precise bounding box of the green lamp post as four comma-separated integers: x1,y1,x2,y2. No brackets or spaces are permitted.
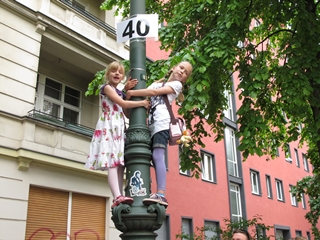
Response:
111,1,166,239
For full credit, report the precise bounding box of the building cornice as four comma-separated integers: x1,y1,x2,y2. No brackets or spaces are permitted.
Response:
0,146,108,178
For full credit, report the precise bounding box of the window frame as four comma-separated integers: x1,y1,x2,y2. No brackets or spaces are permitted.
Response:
250,170,261,195
294,148,300,168
289,185,297,207
306,231,311,240
204,220,219,239
284,144,292,163
295,230,302,237
302,153,309,172
36,75,82,124
301,193,306,209
225,127,239,177
223,90,234,121
230,183,242,222
275,179,284,202
201,150,216,183
274,226,290,240
266,175,273,199
181,217,193,238
256,224,267,239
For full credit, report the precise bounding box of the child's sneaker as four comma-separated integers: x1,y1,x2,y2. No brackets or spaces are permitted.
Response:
143,193,168,207
111,195,134,209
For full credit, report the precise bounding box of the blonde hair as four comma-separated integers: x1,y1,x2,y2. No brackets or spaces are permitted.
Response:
155,61,192,102
104,61,125,83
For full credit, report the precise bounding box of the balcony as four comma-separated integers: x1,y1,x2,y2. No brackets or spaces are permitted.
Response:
28,109,94,136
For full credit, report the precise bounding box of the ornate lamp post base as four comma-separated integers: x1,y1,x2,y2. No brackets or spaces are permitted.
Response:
112,204,166,240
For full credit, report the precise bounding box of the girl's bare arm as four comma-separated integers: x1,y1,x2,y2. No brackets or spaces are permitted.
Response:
104,85,150,109
126,85,175,99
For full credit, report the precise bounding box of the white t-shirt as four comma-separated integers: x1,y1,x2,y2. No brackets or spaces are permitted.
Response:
148,81,182,137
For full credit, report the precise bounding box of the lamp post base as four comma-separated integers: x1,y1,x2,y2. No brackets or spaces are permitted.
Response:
112,203,166,240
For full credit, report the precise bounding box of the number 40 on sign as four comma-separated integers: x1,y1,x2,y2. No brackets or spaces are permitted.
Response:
116,14,158,43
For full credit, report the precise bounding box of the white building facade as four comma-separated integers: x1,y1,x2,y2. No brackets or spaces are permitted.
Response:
0,0,128,239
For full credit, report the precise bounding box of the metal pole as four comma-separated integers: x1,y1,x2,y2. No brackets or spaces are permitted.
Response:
111,1,166,239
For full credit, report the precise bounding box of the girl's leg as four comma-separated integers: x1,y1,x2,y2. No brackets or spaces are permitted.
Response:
152,147,166,194
117,166,125,195
108,167,121,199
109,166,133,209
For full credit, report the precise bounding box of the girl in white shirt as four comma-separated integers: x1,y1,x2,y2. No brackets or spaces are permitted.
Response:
126,61,193,207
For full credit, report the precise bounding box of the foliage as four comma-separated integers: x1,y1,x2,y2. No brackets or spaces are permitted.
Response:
175,215,273,240
85,70,106,96
100,0,320,233
290,174,320,239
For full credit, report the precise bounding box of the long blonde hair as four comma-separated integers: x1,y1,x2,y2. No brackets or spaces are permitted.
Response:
104,61,125,84
156,61,193,102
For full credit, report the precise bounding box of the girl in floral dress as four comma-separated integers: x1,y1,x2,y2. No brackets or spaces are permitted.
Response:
85,61,150,209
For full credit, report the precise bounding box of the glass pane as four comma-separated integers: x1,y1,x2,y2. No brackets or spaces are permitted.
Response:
226,134,233,160
228,161,235,176
182,219,191,236
43,100,60,117
45,78,61,100
63,108,79,124
65,86,80,107
230,190,240,218
208,157,213,181
204,221,218,238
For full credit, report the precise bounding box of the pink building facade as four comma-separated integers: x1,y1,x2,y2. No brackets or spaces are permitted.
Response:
146,39,318,240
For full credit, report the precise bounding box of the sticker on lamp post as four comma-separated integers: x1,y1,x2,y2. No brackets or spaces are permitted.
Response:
117,14,158,43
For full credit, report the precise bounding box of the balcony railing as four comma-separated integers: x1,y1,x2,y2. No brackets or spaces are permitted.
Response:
28,109,94,136
60,0,116,35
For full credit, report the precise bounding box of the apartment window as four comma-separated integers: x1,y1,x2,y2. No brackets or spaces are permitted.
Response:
275,179,284,201
302,153,309,172
201,151,216,183
250,170,260,195
223,90,234,121
225,127,239,177
181,218,193,238
289,185,297,206
155,215,169,240
284,144,292,163
256,224,267,239
306,231,311,240
266,175,273,199
204,221,219,239
275,227,290,240
301,193,306,209
25,186,105,239
36,76,81,124
295,230,302,237
294,149,300,167
230,183,242,222
179,147,190,176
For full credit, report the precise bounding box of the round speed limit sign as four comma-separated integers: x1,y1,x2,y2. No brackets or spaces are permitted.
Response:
116,14,159,43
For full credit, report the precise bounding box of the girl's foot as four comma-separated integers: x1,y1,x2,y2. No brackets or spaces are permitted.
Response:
111,195,134,209
142,193,168,207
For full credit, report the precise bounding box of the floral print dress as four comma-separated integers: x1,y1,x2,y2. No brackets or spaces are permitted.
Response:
85,84,126,170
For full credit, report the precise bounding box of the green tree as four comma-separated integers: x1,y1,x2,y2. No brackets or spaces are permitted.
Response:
175,215,273,240
99,0,320,235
